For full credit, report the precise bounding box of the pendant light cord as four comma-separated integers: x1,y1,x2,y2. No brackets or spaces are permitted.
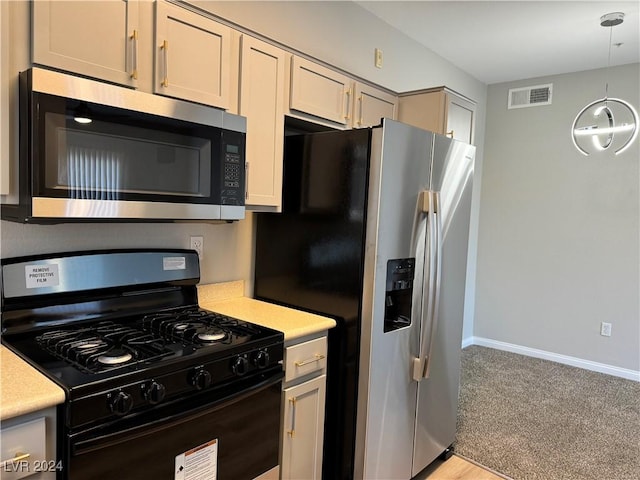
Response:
605,24,613,100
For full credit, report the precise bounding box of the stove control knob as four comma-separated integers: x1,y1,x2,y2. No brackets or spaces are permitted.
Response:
144,381,166,405
191,368,212,390
232,356,249,376
108,390,133,416
253,350,270,369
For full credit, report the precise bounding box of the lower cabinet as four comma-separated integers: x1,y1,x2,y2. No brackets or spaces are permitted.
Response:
281,375,326,479
0,407,58,480
280,334,328,480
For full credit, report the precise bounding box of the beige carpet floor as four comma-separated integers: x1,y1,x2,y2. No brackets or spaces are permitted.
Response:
454,345,640,480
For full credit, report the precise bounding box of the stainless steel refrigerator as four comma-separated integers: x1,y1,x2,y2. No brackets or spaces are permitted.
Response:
254,119,475,479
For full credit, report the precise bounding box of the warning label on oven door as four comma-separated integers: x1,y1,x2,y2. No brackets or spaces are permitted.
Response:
175,439,218,480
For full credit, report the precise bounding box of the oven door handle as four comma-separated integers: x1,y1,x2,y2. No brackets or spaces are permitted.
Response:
71,371,283,456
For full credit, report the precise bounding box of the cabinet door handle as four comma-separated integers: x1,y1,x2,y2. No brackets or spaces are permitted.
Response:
446,130,454,138
130,30,138,80
0,452,30,469
294,353,326,367
287,397,297,438
344,87,353,121
161,40,169,87
358,94,364,126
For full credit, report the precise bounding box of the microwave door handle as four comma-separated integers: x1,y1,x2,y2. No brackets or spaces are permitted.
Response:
422,192,442,379
245,161,249,200
411,190,431,382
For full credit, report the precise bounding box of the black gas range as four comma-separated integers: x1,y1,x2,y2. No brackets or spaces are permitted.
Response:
1,249,284,479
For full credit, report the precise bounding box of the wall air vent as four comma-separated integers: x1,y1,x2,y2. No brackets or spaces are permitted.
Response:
508,83,553,109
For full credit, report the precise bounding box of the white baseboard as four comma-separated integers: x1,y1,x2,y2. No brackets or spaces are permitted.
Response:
461,336,474,349
463,336,640,382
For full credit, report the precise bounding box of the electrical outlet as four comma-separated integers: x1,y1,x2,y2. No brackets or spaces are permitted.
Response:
600,322,612,337
190,236,204,260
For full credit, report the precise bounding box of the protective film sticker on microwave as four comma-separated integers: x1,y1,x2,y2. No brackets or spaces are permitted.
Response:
25,264,60,288
175,439,218,480
163,256,186,271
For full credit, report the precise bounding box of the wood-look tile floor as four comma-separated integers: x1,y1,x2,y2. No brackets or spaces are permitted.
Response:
414,455,509,480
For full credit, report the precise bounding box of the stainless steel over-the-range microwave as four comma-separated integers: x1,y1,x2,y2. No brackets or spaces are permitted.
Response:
2,67,246,223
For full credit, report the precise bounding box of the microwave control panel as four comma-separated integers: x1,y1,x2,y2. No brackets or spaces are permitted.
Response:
220,132,245,206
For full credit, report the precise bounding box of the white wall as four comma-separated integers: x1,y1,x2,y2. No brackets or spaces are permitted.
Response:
474,63,640,374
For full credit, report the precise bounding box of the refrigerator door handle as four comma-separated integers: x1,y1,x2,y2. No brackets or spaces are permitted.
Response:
412,190,436,382
411,190,431,382
422,191,442,379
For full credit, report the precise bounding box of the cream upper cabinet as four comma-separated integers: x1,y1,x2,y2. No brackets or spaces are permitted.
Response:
398,87,476,144
1,0,9,194
32,0,237,109
289,56,352,126
154,1,233,109
446,93,475,144
32,0,140,88
353,83,397,128
239,36,286,210
288,55,397,129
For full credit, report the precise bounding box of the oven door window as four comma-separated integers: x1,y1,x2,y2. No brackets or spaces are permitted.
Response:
35,94,219,204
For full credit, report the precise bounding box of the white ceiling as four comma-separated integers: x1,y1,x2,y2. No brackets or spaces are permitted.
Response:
356,1,640,84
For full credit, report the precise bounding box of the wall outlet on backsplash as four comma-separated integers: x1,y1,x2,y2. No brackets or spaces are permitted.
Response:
190,236,204,260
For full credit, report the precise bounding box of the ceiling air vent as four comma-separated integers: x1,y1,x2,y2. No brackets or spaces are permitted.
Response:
508,83,553,109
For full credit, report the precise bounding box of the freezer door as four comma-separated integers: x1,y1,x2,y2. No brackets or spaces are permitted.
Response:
412,135,475,476
355,119,434,480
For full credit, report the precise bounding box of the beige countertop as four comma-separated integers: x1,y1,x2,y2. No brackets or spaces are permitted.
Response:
0,280,334,421
0,345,65,421
198,281,336,341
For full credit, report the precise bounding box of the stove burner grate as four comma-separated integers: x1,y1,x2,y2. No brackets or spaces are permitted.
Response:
36,322,173,374
141,308,254,346
32,308,267,374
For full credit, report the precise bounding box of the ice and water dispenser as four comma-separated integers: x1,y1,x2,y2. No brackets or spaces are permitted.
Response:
384,258,415,332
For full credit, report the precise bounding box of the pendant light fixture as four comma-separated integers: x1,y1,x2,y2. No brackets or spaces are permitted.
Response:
571,12,638,156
